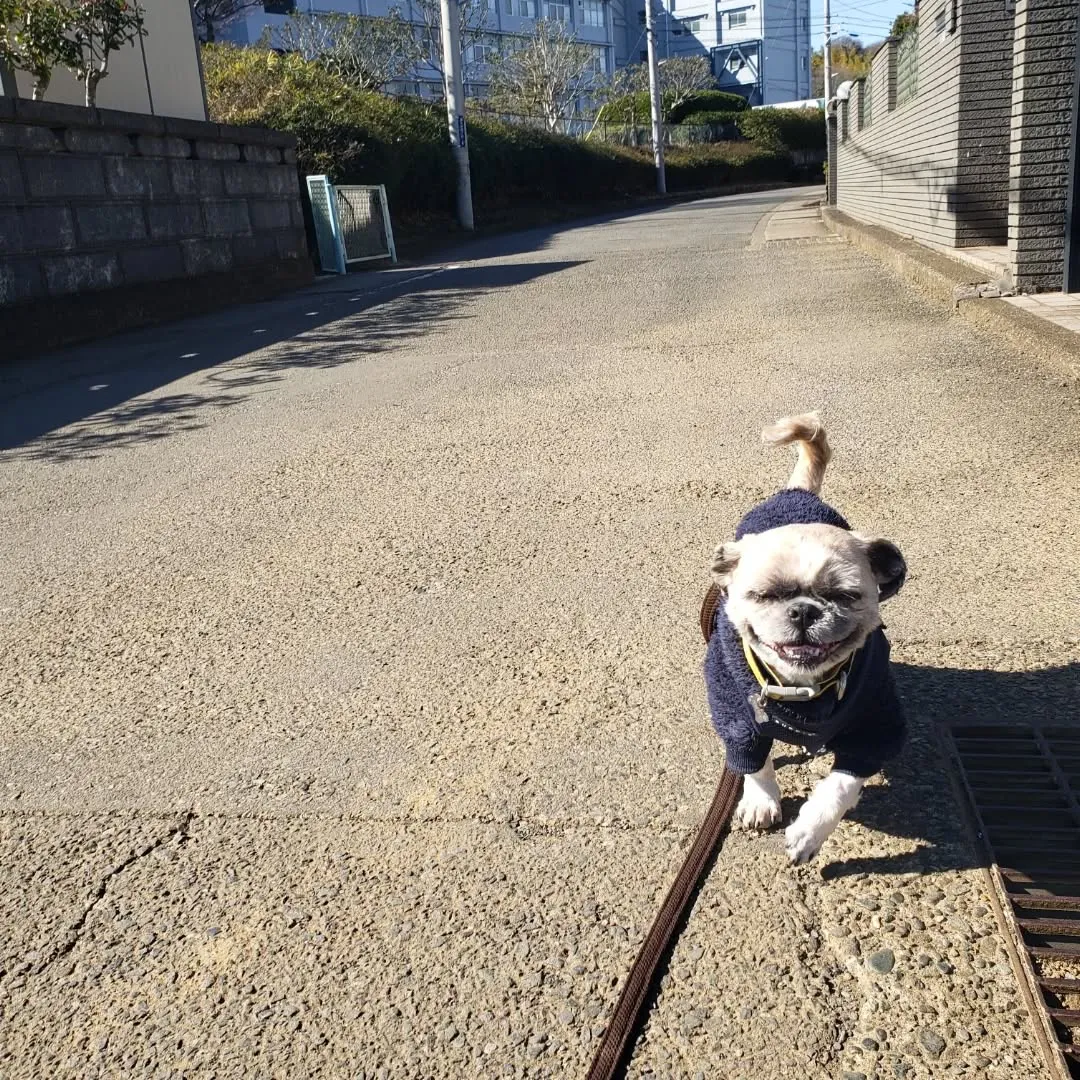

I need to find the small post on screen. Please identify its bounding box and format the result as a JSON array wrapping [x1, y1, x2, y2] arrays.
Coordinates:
[[440, 0, 474, 231], [644, 0, 666, 195]]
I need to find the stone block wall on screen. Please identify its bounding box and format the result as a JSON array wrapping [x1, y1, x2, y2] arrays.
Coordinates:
[[0, 97, 313, 355], [955, 0, 1017, 246], [1008, 0, 1080, 289]]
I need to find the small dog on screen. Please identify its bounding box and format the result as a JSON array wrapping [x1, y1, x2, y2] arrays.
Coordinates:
[[702, 414, 907, 864]]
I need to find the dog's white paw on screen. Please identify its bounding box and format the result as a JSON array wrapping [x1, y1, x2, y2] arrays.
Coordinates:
[[785, 814, 828, 864], [736, 769, 782, 830], [784, 771, 865, 864]]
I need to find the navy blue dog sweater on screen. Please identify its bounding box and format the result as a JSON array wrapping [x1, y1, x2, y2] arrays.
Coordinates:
[[704, 489, 906, 778]]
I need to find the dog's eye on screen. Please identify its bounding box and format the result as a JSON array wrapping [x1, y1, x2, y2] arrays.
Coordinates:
[[822, 589, 862, 604], [746, 589, 772, 603], [747, 587, 800, 603]]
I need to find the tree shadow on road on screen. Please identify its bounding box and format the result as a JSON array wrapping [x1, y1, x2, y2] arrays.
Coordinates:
[[807, 661, 1080, 880], [0, 260, 584, 464]]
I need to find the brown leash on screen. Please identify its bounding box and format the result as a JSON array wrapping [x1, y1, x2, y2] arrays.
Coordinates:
[[585, 585, 741, 1080]]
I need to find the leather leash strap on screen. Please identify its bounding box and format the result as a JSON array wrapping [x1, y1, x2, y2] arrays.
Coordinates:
[[585, 766, 742, 1080], [586, 586, 740, 1080]]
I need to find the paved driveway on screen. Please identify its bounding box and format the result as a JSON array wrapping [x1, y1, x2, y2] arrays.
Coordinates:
[[2, 188, 1077, 1078]]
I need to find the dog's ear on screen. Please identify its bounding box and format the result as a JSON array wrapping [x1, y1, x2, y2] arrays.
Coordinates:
[[710, 541, 742, 587], [859, 536, 907, 601]]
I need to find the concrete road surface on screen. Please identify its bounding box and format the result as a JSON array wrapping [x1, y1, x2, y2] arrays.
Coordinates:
[[3, 188, 1078, 1079]]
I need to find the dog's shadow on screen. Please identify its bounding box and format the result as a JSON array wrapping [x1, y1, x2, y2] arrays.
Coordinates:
[[776, 660, 1080, 880]]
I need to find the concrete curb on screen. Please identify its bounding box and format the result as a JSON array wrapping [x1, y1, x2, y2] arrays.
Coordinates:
[[822, 206, 1080, 384]]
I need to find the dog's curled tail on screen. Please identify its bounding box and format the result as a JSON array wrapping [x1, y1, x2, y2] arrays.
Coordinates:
[[762, 412, 831, 494]]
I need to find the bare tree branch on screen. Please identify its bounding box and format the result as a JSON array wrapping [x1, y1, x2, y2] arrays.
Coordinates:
[[278, 10, 422, 92], [488, 20, 595, 132], [192, 0, 262, 44], [412, 0, 489, 82], [618, 55, 714, 115]]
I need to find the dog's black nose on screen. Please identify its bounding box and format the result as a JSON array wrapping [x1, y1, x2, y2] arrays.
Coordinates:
[[787, 601, 821, 630]]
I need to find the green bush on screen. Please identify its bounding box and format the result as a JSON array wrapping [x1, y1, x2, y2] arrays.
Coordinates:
[[203, 44, 456, 215], [667, 91, 747, 122], [666, 142, 791, 191], [737, 108, 825, 153], [203, 45, 794, 222], [468, 118, 653, 206], [598, 88, 748, 126]]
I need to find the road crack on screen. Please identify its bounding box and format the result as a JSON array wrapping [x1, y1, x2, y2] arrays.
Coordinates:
[[26, 809, 195, 979]]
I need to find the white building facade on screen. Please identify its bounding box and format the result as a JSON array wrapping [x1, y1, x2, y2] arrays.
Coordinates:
[[226, 0, 809, 105], [618, 0, 812, 104]]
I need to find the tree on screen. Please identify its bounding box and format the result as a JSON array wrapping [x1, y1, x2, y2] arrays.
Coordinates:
[[622, 54, 712, 114], [413, 0, 488, 82], [67, 0, 146, 106], [0, 0, 80, 100], [278, 10, 422, 92], [811, 36, 870, 97], [192, 0, 261, 45], [488, 20, 594, 132], [891, 12, 918, 37]]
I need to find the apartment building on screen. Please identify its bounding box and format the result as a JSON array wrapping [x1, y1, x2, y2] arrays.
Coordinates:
[[616, 0, 813, 104], [225, 0, 619, 96]]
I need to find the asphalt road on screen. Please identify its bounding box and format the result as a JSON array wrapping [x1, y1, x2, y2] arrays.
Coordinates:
[[2, 187, 1078, 1079]]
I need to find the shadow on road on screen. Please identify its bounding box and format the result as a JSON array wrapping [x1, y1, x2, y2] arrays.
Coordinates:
[[808, 661, 1080, 879], [0, 259, 584, 463]]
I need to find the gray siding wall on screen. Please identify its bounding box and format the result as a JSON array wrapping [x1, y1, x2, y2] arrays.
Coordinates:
[[835, 3, 964, 248], [1008, 0, 1080, 289], [835, 0, 1016, 249], [0, 97, 309, 310]]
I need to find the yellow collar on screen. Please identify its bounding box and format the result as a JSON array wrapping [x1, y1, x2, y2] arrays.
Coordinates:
[[741, 636, 856, 705]]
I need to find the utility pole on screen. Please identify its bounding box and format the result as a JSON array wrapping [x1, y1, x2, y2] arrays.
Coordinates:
[[823, 0, 832, 103], [644, 0, 666, 194], [440, 0, 474, 230]]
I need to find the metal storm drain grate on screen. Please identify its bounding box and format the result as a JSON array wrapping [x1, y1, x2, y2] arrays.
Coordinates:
[[947, 724, 1080, 1079]]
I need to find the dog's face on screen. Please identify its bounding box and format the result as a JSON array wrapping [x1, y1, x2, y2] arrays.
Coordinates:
[[712, 523, 906, 684]]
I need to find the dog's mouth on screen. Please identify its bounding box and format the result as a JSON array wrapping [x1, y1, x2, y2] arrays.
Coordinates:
[[770, 642, 837, 665], [752, 627, 861, 669]]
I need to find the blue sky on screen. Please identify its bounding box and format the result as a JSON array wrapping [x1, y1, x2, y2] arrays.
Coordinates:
[[812, 0, 917, 46]]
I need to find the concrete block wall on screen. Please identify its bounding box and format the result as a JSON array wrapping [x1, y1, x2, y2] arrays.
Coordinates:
[[0, 97, 312, 352], [1008, 0, 1079, 289]]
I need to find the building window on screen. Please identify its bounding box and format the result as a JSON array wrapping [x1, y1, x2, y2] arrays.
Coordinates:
[[727, 9, 747, 28], [683, 16, 703, 32], [505, 0, 512, 13], [263, 0, 295, 13], [516, 0, 537, 15], [590, 45, 608, 74], [726, 53, 743, 72], [466, 37, 499, 65], [546, 1, 569, 20], [582, 0, 605, 28]]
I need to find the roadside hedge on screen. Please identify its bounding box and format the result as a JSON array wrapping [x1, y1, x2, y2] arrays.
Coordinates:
[[737, 108, 825, 153], [202, 45, 796, 222], [667, 91, 748, 122], [598, 88, 747, 126]]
